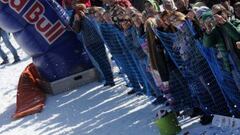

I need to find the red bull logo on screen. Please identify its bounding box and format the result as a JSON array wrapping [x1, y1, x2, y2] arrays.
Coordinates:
[[0, 0, 66, 44]]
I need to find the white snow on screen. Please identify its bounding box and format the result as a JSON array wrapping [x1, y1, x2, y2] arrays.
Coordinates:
[[0, 37, 239, 135]]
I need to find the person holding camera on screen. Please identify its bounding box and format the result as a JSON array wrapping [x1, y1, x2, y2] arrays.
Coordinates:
[[201, 4, 240, 91]]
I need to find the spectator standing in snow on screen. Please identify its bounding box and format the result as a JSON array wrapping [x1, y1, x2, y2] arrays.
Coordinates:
[[73, 4, 115, 87], [0, 28, 20, 65]]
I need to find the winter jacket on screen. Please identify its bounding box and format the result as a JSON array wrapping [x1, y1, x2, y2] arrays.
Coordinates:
[[145, 18, 170, 81], [203, 19, 240, 72]]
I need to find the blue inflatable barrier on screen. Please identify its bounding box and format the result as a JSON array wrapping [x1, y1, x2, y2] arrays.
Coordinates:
[[0, 0, 93, 81], [100, 23, 144, 92], [0, 1, 27, 33]]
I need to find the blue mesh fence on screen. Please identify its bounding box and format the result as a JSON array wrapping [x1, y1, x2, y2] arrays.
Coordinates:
[[100, 23, 145, 93], [186, 22, 240, 117], [154, 20, 230, 116], [168, 63, 193, 112], [79, 17, 114, 84], [126, 27, 193, 111], [124, 27, 157, 96], [77, 18, 240, 115], [99, 23, 194, 111]]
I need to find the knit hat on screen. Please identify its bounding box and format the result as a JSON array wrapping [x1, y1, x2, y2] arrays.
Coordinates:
[[201, 10, 213, 22], [194, 6, 211, 20]]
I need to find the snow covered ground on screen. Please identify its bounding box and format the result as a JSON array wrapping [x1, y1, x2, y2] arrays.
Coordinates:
[[0, 37, 238, 135]]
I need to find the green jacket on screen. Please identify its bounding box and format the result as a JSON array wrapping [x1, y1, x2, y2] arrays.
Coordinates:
[[203, 19, 240, 72]]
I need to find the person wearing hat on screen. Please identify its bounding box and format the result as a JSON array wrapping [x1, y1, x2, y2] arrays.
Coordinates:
[[202, 6, 240, 68], [201, 5, 240, 91], [186, 5, 210, 39], [142, 0, 160, 20], [200, 6, 240, 117]]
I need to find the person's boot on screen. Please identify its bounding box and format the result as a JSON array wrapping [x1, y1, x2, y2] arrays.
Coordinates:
[[135, 91, 144, 96], [127, 89, 136, 95], [104, 82, 115, 87], [200, 114, 214, 125], [12, 58, 20, 64], [0, 59, 9, 65], [190, 108, 205, 118], [151, 93, 157, 98]]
